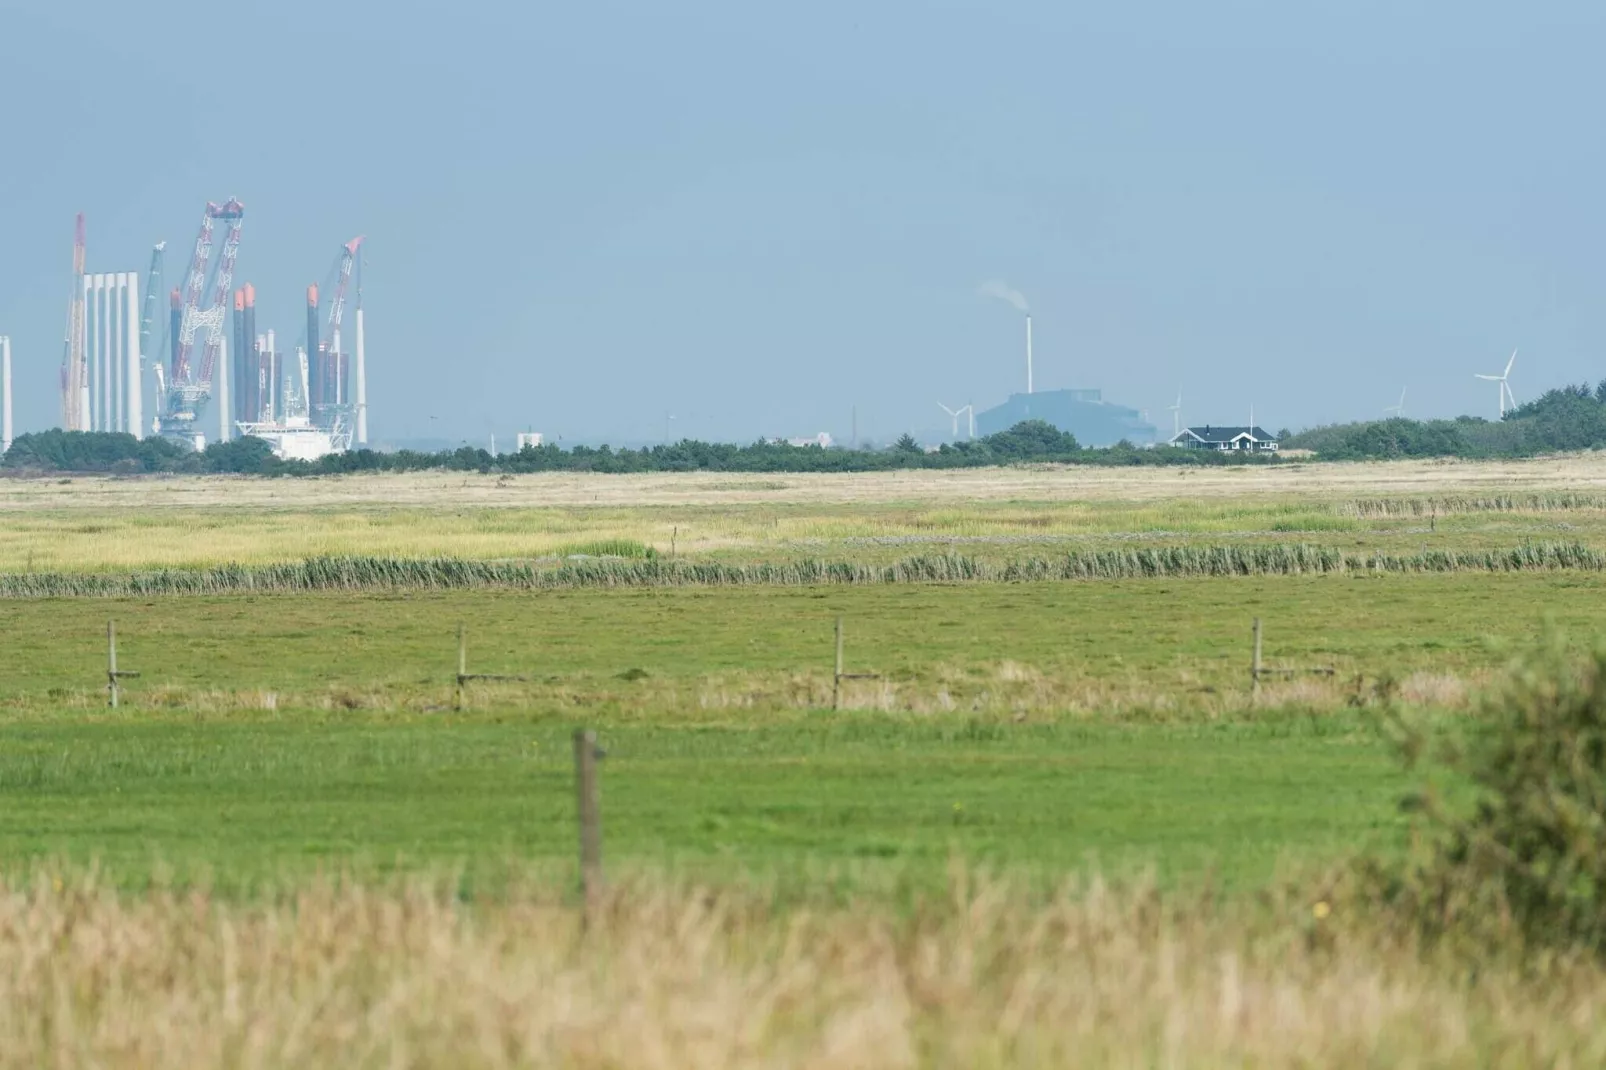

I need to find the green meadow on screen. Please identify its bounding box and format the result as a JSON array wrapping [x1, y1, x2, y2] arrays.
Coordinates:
[[0, 570, 1586, 888]]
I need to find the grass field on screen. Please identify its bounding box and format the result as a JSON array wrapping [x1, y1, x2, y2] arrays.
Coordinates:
[[5, 459, 1606, 1064], [0, 571, 1590, 888], [7, 458, 1606, 571], [4, 571, 1595, 713], [0, 718, 1403, 893]]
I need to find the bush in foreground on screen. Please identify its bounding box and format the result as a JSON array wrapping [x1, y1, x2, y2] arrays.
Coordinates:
[[1381, 634, 1606, 956]]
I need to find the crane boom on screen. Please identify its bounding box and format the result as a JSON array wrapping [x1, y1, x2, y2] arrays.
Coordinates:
[[166, 199, 244, 440], [137, 243, 164, 375], [198, 206, 243, 387], [325, 236, 364, 355]]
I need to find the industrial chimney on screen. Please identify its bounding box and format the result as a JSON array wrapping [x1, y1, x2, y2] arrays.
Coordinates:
[[233, 289, 247, 425], [306, 284, 321, 413], [1025, 313, 1034, 396], [355, 304, 367, 445]]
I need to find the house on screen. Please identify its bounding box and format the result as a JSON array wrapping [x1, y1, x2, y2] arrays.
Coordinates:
[[1169, 425, 1280, 452]]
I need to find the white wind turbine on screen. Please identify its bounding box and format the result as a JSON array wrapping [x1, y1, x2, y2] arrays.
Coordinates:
[[1475, 349, 1518, 417], [1167, 392, 1182, 438], [938, 402, 974, 440], [1384, 387, 1407, 418]]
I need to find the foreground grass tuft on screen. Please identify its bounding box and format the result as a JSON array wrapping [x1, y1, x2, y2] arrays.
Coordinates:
[[2, 868, 1603, 1068]]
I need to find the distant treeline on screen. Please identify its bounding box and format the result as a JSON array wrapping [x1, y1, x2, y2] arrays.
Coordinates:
[[1285, 383, 1606, 460], [0, 421, 1275, 476]]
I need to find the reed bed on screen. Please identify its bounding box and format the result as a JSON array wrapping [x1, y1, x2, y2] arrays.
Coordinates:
[[1339, 492, 1606, 517], [1, 869, 1602, 1068], [3, 542, 1606, 599]]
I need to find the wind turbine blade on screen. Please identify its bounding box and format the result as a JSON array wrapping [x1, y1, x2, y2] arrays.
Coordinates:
[[1474, 374, 1500, 381], [1504, 349, 1518, 377]]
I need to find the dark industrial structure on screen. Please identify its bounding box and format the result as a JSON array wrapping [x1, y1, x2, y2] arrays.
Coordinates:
[[973, 389, 1156, 447]]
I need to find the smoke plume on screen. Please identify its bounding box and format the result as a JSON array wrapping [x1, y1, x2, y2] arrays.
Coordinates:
[[978, 280, 1029, 314]]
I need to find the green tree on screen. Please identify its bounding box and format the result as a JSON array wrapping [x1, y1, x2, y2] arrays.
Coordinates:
[[979, 420, 1079, 459]]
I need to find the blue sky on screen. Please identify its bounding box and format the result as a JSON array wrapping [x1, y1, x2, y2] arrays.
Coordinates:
[[2, 0, 1602, 444]]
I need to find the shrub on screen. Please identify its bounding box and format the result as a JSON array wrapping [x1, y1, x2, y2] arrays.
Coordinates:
[[1382, 634, 1606, 955]]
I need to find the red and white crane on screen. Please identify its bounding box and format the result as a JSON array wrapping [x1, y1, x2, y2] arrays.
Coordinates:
[[326, 236, 363, 361], [309, 235, 363, 449], [164, 198, 244, 443]]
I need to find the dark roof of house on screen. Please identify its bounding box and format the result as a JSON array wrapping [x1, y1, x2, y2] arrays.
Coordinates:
[[1171, 425, 1278, 444]]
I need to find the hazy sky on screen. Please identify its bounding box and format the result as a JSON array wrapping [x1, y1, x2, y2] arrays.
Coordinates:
[[2, 1, 1602, 445]]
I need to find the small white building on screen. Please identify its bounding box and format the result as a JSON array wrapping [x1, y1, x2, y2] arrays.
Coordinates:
[[516, 432, 544, 450]]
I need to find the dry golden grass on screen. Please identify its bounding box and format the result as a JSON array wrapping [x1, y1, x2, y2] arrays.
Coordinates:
[[3, 869, 1604, 1068], [6, 455, 1606, 572], [3, 661, 1487, 723], [8, 454, 1606, 512]]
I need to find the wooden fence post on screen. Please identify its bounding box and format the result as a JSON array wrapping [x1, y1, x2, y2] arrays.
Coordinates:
[[106, 620, 139, 708], [107, 621, 118, 708], [450, 626, 527, 711], [456, 624, 467, 711], [833, 616, 844, 711], [574, 728, 603, 914], [1251, 617, 1263, 699]]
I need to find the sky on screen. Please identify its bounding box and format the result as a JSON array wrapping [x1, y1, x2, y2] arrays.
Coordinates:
[[1, 0, 1602, 446]]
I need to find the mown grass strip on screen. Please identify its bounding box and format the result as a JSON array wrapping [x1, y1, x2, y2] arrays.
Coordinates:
[[1, 541, 1604, 599]]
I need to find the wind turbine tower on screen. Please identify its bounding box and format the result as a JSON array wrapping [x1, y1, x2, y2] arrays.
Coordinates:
[[1167, 392, 1182, 438], [1475, 350, 1518, 418], [1385, 388, 1407, 418]]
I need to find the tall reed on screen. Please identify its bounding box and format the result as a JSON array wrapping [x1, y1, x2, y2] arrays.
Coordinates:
[[1339, 493, 1606, 517], [0, 542, 1603, 599]]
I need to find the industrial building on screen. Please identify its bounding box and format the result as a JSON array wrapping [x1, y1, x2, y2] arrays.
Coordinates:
[[970, 292, 1157, 447], [58, 206, 369, 460], [81, 273, 144, 436], [231, 237, 367, 461], [973, 389, 1157, 447], [57, 215, 149, 438]]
